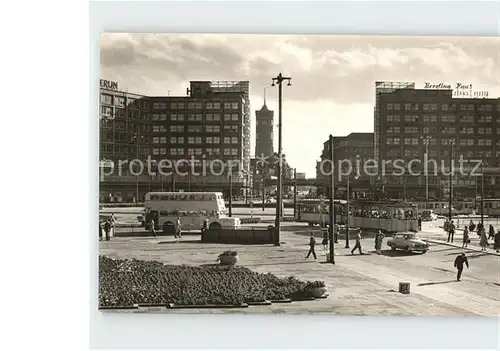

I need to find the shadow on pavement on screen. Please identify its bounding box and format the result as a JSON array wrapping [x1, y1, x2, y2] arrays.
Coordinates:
[[157, 240, 202, 244], [418, 280, 456, 287], [380, 249, 422, 257]]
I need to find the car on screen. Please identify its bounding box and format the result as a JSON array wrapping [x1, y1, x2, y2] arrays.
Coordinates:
[[386, 232, 429, 253], [421, 210, 438, 221]]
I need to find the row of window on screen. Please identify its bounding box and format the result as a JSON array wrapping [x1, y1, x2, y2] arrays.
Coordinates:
[[153, 148, 240, 156], [151, 113, 240, 122], [386, 126, 500, 134], [386, 103, 499, 112], [100, 94, 147, 109], [151, 101, 240, 110], [152, 136, 240, 144], [385, 150, 500, 158], [386, 115, 500, 124], [386, 137, 499, 146]]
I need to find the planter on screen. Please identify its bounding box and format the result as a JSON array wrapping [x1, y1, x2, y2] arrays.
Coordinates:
[[306, 287, 327, 298], [218, 255, 239, 266]]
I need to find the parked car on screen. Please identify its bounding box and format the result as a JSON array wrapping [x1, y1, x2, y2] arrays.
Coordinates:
[[421, 210, 438, 221], [387, 232, 429, 253]]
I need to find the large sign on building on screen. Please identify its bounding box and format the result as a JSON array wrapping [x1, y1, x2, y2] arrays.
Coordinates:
[[100, 79, 119, 91], [423, 82, 488, 98]]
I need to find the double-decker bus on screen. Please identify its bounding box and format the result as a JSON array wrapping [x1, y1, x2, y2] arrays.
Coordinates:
[[143, 192, 240, 234]]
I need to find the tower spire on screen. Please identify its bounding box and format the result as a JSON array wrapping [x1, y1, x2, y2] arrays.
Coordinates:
[[264, 88, 267, 106]]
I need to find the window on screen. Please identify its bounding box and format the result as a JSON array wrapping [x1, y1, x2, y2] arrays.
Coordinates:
[[153, 137, 160, 144], [387, 103, 394, 110], [224, 137, 231, 144], [497, 128, 500, 135], [170, 148, 184, 156], [188, 113, 203, 121], [485, 139, 492, 146], [404, 138, 411, 145], [224, 113, 231, 121], [404, 103, 412, 111], [171, 114, 185, 121], [460, 139, 474, 146], [224, 124, 239, 132], [404, 127, 419, 133], [459, 127, 474, 134], [205, 125, 220, 133], [231, 149, 238, 156], [160, 148, 167, 155], [459, 115, 474, 123], [153, 102, 167, 109], [170, 125, 184, 133], [187, 125, 202, 133], [387, 127, 400, 133], [423, 115, 437, 124], [423, 103, 437, 111], [151, 114, 159, 121], [443, 127, 456, 134], [231, 137, 238, 144], [206, 102, 221, 110], [386, 115, 400, 122], [206, 136, 220, 144], [153, 148, 160, 155], [101, 94, 113, 105], [423, 127, 437, 134], [115, 97, 125, 107], [101, 106, 112, 117], [441, 115, 456, 123], [478, 150, 492, 157], [393, 103, 401, 110], [478, 127, 492, 134], [404, 115, 418, 123], [169, 136, 184, 144], [188, 137, 195, 144], [223, 148, 231, 155], [206, 113, 221, 121], [188, 102, 203, 109], [393, 137, 400, 145], [386, 138, 393, 145], [441, 139, 455, 146], [153, 125, 160, 132], [159, 113, 167, 121], [478, 104, 492, 112], [205, 148, 220, 156], [459, 104, 474, 111], [187, 148, 195, 156], [170, 102, 184, 109], [411, 138, 419, 145], [478, 115, 492, 123], [231, 113, 239, 121], [195, 148, 203, 156]]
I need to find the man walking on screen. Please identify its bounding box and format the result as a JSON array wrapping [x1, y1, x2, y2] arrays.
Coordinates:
[[454, 253, 469, 282], [103, 219, 112, 241], [447, 220, 456, 243], [150, 217, 157, 237], [418, 217, 422, 231], [306, 232, 317, 259], [374, 230, 385, 255], [175, 216, 182, 238], [351, 230, 363, 255]]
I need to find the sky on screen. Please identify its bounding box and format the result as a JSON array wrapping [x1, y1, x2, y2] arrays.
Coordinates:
[[100, 34, 499, 178]]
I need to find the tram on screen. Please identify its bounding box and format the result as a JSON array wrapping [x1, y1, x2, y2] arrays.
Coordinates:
[[481, 198, 500, 217], [295, 198, 419, 233], [414, 201, 476, 216]]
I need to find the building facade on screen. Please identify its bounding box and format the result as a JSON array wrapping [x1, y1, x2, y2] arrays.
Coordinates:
[[376, 87, 500, 200], [99, 79, 250, 202], [255, 95, 274, 158]]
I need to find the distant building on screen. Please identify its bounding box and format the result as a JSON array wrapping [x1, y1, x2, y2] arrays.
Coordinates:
[[255, 90, 274, 159]]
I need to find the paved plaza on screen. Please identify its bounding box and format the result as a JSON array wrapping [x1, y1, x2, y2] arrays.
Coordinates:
[[99, 217, 500, 316]]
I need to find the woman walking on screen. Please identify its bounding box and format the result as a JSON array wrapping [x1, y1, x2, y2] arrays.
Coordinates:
[[321, 228, 328, 251], [479, 226, 488, 251], [488, 224, 495, 240], [374, 230, 385, 255], [462, 226, 469, 248], [469, 220, 475, 233], [494, 230, 500, 253]]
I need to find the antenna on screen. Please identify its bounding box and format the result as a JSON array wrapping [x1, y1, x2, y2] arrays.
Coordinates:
[[264, 88, 267, 106]]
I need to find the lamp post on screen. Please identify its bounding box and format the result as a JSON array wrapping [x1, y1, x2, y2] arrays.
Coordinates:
[[132, 133, 143, 204], [345, 173, 360, 249], [481, 161, 485, 226], [293, 168, 297, 218], [421, 136, 432, 206], [261, 179, 265, 211], [448, 140, 454, 222], [328, 134, 335, 264], [228, 173, 232, 217], [271, 73, 291, 247]]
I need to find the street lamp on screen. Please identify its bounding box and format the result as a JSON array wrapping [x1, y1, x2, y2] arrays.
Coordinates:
[[328, 134, 335, 264], [480, 160, 487, 226], [345, 172, 360, 249], [132, 133, 144, 204], [421, 135, 432, 206], [448, 140, 454, 222], [271, 73, 292, 247]]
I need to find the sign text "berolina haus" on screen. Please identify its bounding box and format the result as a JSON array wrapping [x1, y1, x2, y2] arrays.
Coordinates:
[[100, 79, 118, 91]]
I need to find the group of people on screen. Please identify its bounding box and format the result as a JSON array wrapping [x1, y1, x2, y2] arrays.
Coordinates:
[[148, 215, 182, 238], [306, 228, 385, 259], [99, 213, 116, 241], [448, 219, 500, 252]]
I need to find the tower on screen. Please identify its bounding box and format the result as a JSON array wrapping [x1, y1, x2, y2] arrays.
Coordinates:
[[255, 88, 274, 158]]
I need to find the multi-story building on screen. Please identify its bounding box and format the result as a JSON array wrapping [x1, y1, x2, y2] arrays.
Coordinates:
[[317, 133, 374, 198], [255, 92, 274, 158], [99, 79, 250, 202], [376, 87, 500, 200]]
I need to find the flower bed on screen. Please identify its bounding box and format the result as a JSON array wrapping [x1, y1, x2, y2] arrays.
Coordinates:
[[99, 256, 325, 307]]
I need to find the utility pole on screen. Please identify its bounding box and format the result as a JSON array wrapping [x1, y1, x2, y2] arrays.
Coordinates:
[[481, 161, 484, 226], [271, 73, 291, 246], [328, 134, 335, 264], [228, 173, 232, 217], [261, 180, 265, 211], [293, 168, 297, 218], [422, 136, 432, 206], [448, 141, 454, 222], [345, 175, 350, 249]]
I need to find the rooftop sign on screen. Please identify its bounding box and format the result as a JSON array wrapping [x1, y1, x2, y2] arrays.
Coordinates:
[[100, 79, 119, 91], [423, 82, 488, 98]]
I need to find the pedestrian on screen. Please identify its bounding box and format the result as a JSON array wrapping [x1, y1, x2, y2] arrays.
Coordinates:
[[494, 230, 500, 253], [306, 232, 317, 259], [447, 220, 456, 243], [150, 218, 157, 237], [321, 228, 328, 250], [418, 217, 422, 231], [462, 226, 469, 248], [374, 230, 385, 255], [98, 221, 103, 241], [476, 222, 483, 236], [453, 253, 469, 281], [488, 224, 495, 240], [103, 219, 111, 241], [444, 219, 450, 233], [479, 226, 488, 251], [175, 216, 182, 238], [351, 230, 363, 255], [469, 220, 475, 232]]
